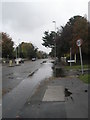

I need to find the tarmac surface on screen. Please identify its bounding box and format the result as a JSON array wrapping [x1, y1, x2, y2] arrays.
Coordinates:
[[18, 75, 88, 118], [2, 59, 53, 118], [2, 59, 45, 96], [2, 60, 89, 118], [0, 63, 2, 119]]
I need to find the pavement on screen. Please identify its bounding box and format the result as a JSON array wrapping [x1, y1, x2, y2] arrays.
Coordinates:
[[17, 65, 89, 118], [2, 61, 89, 118], [0, 63, 2, 119]]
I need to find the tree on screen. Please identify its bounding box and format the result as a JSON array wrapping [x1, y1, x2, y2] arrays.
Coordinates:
[[2, 32, 14, 58], [0, 33, 2, 57], [42, 15, 89, 60], [88, 22, 90, 52], [56, 25, 72, 58], [36, 51, 47, 59], [17, 42, 38, 59], [56, 15, 89, 59], [70, 16, 88, 54], [42, 31, 56, 48]]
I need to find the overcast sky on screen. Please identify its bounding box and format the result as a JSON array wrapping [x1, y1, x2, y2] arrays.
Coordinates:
[[0, 0, 89, 53]]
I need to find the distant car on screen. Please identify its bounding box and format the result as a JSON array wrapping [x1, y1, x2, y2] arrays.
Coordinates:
[[32, 58, 36, 61], [15, 58, 24, 63]]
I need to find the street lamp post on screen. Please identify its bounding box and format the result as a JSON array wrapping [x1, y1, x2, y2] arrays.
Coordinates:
[[52, 21, 57, 77], [17, 45, 20, 58], [14, 44, 18, 59], [70, 48, 72, 67], [52, 21, 56, 60], [16, 47, 17, 59]]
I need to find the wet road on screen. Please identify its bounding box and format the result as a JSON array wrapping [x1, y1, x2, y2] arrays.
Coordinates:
[[0, 63, 2, 119], [2, 59, 48, 95], [2, 59, 53, 118]]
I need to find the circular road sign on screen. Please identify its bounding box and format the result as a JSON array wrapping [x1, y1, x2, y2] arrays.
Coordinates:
[[76, 39, 82, 47]]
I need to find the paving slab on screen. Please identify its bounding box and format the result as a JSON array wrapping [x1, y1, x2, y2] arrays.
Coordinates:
[[42, 86, 65, 102], [18, 77, 88, 118]]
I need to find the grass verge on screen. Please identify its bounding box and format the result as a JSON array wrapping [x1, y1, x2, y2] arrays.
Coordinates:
[[78, 74, 90, 84], [65, 64, 89, 70]]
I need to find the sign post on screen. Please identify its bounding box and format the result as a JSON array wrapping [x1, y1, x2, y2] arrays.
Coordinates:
[[70, 48, 72, 66], [75, 54, 76, 63], [76, 39, 83, 74], [68, 48, 76, 65]]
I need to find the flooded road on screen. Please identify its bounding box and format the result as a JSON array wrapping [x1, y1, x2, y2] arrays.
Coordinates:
[[2, 59, 53, 118], [0, 64, 2, 119], [2, 59, 46, 95]]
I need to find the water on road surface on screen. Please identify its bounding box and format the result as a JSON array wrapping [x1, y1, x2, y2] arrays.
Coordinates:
[[2, 59, 46, 95], [0, 64, 2, 119], [2, 59, 53, 118]]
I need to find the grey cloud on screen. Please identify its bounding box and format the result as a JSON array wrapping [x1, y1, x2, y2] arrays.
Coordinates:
[[1, 0, 88, 53], [88, 1, 90, 21], [2, 2, 52, 33]]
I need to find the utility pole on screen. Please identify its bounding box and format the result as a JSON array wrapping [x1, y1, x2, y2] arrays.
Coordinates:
[[52, 21, 56, 60], [18, 39, 20, 58], [16, 47, 17, 59], [52, 21, 57, 77], [14, 44, 17, 59], [70, 48, 72, 66]]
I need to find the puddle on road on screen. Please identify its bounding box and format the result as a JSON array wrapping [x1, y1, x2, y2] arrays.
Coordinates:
[[28, 69, 38, 77], [8, 77, 14, 79], [84, 90, 88, 92], [28, 60, 53, 79], [14, 60, 54, 94], [28, 60, 65, 78], [6, 73, 13, 76], [30, 61, 53, 80], [16, 77, 23, 80], [40, 60, 47, 64], [3, 60, 54, 101]]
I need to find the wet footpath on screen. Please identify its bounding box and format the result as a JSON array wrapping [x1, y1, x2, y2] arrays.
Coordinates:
[[18, 64, 89, 118], [2, 60, 89, 118], [2, 59, 53, 118]]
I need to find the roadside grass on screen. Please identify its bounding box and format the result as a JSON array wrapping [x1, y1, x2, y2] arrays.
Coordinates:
[[64, 64, 90, 84], [65, 64, 89, 70], [78, 74, 90, 84]]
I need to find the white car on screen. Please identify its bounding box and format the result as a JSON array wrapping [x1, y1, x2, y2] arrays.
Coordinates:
[[15, 58, 24, 63], [32, 58, 36, 61]]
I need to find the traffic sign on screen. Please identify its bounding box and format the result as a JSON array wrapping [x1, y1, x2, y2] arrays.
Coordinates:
[[68, 60, 75, 63], [76, 39, 82, 47], [76, 39, 83, 74]]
